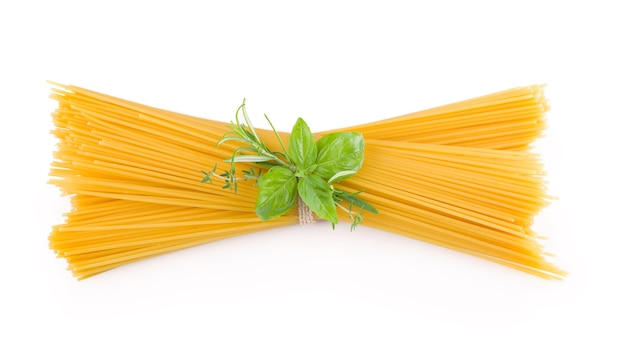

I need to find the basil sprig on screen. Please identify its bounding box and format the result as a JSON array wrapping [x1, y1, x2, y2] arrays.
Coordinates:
[[202, 100, 378, 230]]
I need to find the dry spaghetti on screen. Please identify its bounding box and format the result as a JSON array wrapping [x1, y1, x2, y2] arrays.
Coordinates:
[[48, 83, 563, 280]]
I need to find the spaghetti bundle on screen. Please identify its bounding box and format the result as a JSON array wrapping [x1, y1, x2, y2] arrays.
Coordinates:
[[49, 83, 563, 280]]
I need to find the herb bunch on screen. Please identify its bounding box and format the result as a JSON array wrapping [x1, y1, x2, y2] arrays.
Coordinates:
[[202, 100, 378, 230]]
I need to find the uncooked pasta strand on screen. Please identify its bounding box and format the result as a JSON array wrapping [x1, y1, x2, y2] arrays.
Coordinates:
[[48, 83, 562, 280]]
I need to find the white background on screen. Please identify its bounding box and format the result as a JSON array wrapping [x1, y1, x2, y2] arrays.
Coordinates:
[[2, 1, 625, 355]]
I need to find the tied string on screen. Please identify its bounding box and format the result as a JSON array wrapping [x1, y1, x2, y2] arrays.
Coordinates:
[[297, 195, 315, 225]]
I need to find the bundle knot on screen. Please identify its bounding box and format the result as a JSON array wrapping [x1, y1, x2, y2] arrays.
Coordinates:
[[297, 196, 315, 225]]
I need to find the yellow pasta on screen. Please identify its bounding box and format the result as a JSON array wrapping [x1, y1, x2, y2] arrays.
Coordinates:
[[48, 82, 563, 280], [329, 84, 548, 150]]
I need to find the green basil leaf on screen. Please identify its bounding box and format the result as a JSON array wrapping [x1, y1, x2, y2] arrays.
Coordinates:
[[255, 166, 297, 221], [315, 132, 364, 181], [288, 118, 317, 170], [297, 174, 338, 224], [327, 170, 357, 184]]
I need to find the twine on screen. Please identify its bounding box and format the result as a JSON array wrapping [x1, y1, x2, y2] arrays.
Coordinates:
[[297, 195, 315, 225]]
